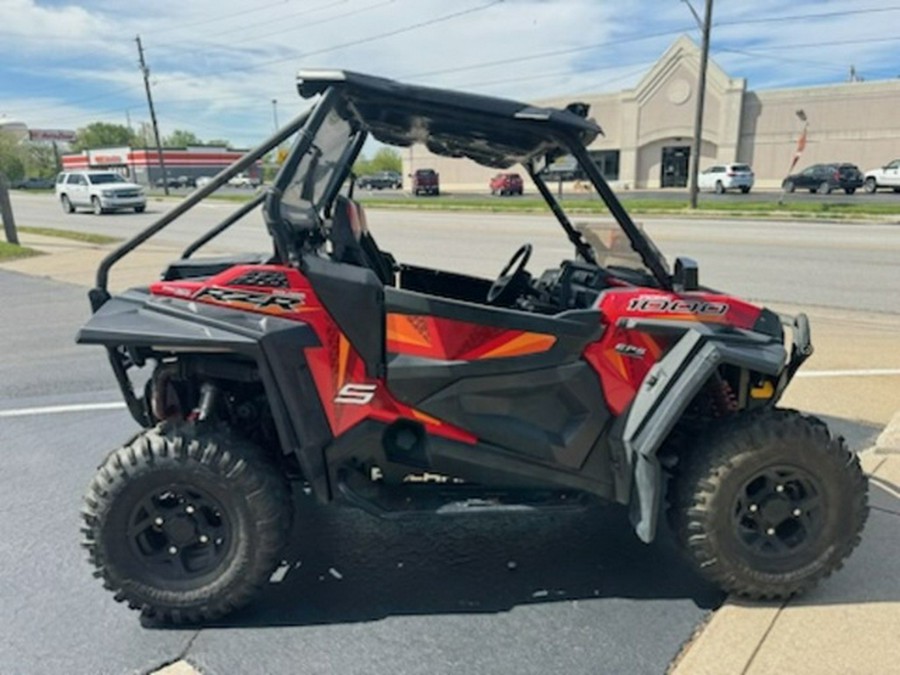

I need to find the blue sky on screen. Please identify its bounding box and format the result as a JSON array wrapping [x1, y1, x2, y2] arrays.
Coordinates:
[[1, 0, 899, 149]]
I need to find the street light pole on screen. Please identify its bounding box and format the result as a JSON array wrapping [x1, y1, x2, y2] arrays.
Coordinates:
[[688, 0, 713, 209]]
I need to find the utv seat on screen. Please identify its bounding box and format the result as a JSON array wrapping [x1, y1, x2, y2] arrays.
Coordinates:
[[330, 195, 396, 285]]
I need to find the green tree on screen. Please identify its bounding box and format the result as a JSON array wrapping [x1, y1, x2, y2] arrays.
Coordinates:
[[23, 142, 58, 177], [71, 122, 139, 152], [164, 129, 202, 148], [205, 139, 231, 148], [353, 146, 402, 176], [0, 131, 26, 181], [370, 147, 402, 172]]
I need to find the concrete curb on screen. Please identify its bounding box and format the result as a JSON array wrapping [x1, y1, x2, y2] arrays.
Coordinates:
[[875, 410, 900, 453], [671, 412, 900, 675], [151, 659, 200, 675]]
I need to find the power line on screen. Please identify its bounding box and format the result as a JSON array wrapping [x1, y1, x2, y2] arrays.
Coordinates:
[[143, 0, 343, 39], [147, 0, 350, 51], [401, 26, 693, 81], [715, 5, 900, 27], [152, 0, 395, 59]]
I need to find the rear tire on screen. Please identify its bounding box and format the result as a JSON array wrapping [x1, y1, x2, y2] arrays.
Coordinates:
[[60, 195, 75, 213], [864, 178, 877, 193], [669, 409, 868, 599], [818, 181, 832, 195], [82, 423, 292, 624], [740, 186, 751, 194], [844, 188, 856, 195], [715, 181, 725, 194]]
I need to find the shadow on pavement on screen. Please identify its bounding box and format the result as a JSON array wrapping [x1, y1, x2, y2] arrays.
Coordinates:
[[146, 496, 724, 630], [143, 415, 891, 630]]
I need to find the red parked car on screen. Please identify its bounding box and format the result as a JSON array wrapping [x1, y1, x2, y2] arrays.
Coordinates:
[[490, 172, 523, 196]]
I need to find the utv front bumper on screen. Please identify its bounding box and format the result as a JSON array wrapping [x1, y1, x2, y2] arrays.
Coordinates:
[[778, 311, 813, 396]]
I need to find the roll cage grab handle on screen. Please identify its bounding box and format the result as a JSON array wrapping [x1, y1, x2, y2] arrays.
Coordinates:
[[90, 108, 313, 306]]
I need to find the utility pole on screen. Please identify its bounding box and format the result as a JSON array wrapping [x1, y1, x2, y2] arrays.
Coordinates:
[[271, 99, 279, 132], [136, 35, 170, 195], [688, 0, 713, 209]]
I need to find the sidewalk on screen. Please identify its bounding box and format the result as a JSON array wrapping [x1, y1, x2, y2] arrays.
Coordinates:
[[1, 231, 186, 291], [672, 411, 900, 675]]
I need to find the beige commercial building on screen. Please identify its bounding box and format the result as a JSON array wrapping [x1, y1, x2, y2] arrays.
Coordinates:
[[404, 36, 900, 191]]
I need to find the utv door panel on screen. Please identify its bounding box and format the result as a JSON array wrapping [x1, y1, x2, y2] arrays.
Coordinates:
[[383, 287, 610, 469], [420, 361, 611, 469]]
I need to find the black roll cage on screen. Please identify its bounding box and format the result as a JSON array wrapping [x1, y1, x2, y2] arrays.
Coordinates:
[[87, 81, 673, 312]]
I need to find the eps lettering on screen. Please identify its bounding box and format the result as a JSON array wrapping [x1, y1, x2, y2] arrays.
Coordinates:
[[334, 383, 377, 405]]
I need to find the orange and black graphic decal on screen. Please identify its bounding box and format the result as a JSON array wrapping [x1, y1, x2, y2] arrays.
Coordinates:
[[387, 314, 556, 360]]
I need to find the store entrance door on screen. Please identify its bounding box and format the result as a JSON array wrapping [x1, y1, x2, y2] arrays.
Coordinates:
[[661, 146, 690, 188]]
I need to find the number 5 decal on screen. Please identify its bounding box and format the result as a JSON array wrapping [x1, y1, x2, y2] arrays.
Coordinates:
[[334, 383, 377, 405]]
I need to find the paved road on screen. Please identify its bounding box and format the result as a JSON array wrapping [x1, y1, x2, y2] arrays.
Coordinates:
[[10, 191, 900, 314]]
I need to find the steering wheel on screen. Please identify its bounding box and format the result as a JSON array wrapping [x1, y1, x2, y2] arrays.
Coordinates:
[[487, 243, 532, 305]]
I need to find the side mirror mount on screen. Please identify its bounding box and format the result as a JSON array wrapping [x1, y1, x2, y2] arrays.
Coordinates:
[[674, 257, 699, 292]]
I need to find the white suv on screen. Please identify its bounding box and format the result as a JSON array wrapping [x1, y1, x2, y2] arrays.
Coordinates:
[[698, 163, 754, 194], [55, 171, 146, 215], [863, 159, 900, 193]]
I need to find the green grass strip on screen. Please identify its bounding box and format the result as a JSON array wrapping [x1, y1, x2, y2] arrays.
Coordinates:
[[17, 226, 120, 245], [357, 196, 900, 219], [0, 241, 42, 261]]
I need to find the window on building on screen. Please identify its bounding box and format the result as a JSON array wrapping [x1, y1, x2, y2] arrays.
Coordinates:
[[588, 150, 620, 181]]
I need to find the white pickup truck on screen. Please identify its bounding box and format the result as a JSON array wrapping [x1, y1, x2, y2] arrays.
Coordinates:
[[226, 173, 260, 188], [863, 159, 900, 193]]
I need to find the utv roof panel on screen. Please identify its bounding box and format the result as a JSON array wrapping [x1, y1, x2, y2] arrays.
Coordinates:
[[296, 69, 602, 169]]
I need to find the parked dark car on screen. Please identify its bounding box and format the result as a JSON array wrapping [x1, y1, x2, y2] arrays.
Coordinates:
[[782, 163, 864, 195], [12, 176, 55, 190], [357, 171, 402, 190], [489, 172, 524, 196], [155, 175, 195, 189], [411, 168, 439, 196]]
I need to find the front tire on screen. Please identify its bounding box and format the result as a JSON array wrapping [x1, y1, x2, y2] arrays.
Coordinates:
[[91, 196, 104, 215], [135, 205, 146, 213], [740, 186, 751, 194], [844, 187, 856, 195], [864, 177, 877, 193], [783, 181, 795, 193], [818, 181, 832, 195], [670, 409, 867, 599], [60, 195, 75, 213], [82, 424, 292, 623]]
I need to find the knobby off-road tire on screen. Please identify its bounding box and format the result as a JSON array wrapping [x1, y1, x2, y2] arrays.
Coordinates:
[[669, 409, 868, 599], [82, 423, 292, 624]]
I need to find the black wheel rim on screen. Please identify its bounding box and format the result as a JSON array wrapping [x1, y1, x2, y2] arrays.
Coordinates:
[[731, 465, 825, 562], [127, 484, 232, 582]]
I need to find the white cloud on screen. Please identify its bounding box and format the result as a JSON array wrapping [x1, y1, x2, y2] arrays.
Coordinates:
[[1, 0, 899, 147]]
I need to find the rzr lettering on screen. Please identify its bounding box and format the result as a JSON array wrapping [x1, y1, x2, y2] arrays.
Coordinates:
[[627, 297, 729, 315], [195, 287, 304, 311], [334, 383, 377, 405]]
